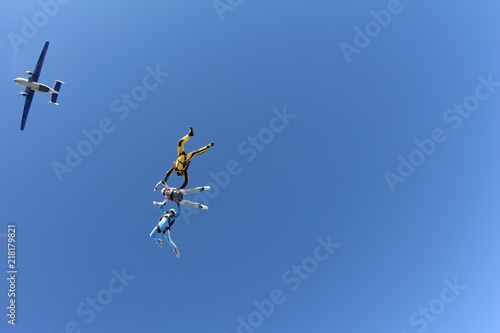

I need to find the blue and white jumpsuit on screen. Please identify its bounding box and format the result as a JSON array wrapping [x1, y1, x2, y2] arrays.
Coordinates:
[[150, 204, 181, 253]]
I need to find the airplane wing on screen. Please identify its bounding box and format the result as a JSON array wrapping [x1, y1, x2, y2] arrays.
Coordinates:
[[20, 41, 49, 130], [30, 41, 49, 83], [20, 89, 35, 131]]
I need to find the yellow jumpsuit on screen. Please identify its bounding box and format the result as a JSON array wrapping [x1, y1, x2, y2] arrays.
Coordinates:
[[163, 133, 212, 189]]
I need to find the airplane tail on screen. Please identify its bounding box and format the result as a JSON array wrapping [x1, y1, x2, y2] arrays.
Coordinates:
[[49, 80, 64, 105]]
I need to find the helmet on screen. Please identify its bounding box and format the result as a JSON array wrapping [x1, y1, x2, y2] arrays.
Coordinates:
[[161, 188, 167, 195], [169, 208, 176, 215]]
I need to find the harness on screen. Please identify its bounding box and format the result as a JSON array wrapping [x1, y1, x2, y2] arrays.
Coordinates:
[[175, 153, 191, 171], [166, 189, 183, 202], [156, 216, 176, 234]]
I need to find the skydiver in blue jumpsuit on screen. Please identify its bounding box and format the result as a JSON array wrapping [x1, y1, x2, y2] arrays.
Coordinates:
[[150, 203, 181, 257]]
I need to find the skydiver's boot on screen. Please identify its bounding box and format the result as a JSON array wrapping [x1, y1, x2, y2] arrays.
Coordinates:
[[158, 240, 162, 248], [174, 248, 180, 257], [208, 142, 214, 148], [189, 127, 194, 137]]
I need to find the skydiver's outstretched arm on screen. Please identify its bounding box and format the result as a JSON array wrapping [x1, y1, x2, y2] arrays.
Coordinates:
[[173, 203, 181, 219], [179, 170, 189, 189], [155, 167, 175, 191], [163, 166, 174, 183], [154, 181, 163, 191], [153, 199, 167, 208]]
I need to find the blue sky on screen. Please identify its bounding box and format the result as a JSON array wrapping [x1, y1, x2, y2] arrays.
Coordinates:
[[0, 1, 499, 332]]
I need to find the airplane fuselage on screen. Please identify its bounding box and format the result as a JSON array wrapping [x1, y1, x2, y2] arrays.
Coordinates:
[[14, 78, 58, 94]]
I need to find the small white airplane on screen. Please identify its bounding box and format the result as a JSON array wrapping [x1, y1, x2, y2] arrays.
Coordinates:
[[14, 77, 62, 97], [13, 40, 63, 130]]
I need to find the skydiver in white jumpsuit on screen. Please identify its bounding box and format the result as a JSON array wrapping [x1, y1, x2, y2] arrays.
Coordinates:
[[153, 185, 210, 210]]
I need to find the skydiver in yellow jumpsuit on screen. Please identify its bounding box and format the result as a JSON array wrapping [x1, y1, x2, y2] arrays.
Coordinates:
[[154, 127, 214, 190]]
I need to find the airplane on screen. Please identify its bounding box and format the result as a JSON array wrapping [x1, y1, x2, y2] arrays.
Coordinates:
[[13, 40, 64, 131]]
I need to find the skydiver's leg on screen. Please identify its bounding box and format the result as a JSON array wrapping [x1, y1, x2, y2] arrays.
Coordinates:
[[185, 142, 214, 161], [165, 230, 180, 257], [165, 230, 179, 250], [177, 128, 193, 156], [179, 199, 208, 210], [179, 171, 189, 189], [179, 186, 210, 195], [150, 226, 162, 247]]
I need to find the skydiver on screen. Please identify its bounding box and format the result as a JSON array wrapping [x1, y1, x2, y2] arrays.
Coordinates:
[[150, 203, 181, 257], [153, 185, 210, 210], [154, 127, 214, 190]]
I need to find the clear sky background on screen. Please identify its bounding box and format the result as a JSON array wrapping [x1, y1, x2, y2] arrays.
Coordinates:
[[0, 1, 499, 332]]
